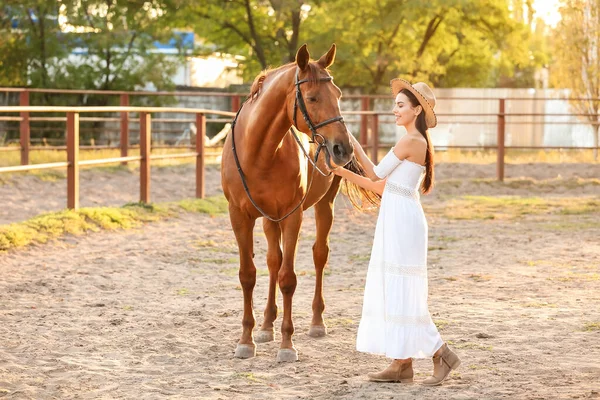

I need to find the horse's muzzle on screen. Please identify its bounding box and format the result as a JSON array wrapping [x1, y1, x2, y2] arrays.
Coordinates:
[[327, 140, 353, 167]]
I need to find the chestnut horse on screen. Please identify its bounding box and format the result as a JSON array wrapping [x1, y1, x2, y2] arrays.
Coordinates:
[[221, 44, 353, 362]]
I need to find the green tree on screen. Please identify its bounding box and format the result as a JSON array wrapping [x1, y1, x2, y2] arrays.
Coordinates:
[[0, 0, 183, 95], [174, 0, 317, 80], [304, 0, 543, 92], [61, 0, 181, 95], [551, 0, 600, 160], [0, 1, 69, 88]]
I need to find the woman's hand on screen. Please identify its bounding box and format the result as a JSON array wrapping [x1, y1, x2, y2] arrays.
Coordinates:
[[348, 133, 362, 149], [333, 166, 350, 178], [346, 133, 377, 180]]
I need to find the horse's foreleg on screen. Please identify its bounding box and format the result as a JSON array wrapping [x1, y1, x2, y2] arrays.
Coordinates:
[[230, 206, 258, 359], [277, 210, 303, 362], [309, 177, 342, 338], [256, 219, 282, 343]]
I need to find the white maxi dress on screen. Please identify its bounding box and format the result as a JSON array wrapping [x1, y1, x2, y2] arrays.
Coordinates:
[[356, 148, 443, 359]]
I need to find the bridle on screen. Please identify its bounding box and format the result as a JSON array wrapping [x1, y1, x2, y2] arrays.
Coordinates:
[[230, 67, 346, 222]]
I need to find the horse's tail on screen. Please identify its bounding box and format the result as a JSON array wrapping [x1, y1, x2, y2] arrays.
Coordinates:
[[340, 157, 381, 211]]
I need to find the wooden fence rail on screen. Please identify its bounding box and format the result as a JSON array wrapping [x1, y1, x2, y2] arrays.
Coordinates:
[[0, 106, 234, 209], [1, 103, 599, 193]]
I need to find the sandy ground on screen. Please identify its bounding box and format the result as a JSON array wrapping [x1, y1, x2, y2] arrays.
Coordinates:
[[1, 163, 600, 399], [1, 162, 599, 226]]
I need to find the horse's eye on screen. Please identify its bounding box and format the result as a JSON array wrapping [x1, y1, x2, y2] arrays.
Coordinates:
[[307, 97, 318, 103]]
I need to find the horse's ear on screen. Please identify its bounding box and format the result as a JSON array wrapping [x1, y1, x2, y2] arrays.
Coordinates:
[[317, 44, 336, 69], [295, 44, 310, 71]]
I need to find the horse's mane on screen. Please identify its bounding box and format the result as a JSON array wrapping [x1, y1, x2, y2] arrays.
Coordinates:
[[248, 62, 324, 102]]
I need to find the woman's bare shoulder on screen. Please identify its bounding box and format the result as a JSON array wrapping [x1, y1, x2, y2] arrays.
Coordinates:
[[393, 134, 427, 163], [394, 135, 426, 151]]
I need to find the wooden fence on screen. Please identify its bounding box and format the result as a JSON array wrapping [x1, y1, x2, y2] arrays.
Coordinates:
[[1, 88, 599, 194], [0, 106, 235, 209]]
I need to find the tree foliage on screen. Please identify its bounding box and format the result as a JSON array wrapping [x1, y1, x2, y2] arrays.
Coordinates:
[[173, 0, 547, 91], [1, 0, 551, 93], [1, 0, 182, 95], [174, 0, 316, 81], [303, 0, 543, 92], [550, 0, 600, 159]]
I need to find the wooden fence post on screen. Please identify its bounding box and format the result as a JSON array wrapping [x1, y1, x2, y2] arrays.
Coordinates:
[[67, 112, 80, 209], [231, 95, 241, 113], [19, 90, 30, 165], [120, 93, 129, 164], [497, 99, 505, 181], [196, 113, 206, 199], [140, 112, 151, 203], [360, 96, 369, 146], [370, 114, 379, 164]]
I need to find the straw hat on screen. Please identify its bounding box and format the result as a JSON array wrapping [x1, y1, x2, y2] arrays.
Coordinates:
[[390, 78, 437, 128]]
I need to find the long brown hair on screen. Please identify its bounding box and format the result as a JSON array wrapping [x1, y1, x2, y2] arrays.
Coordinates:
[[400, 89, 435, 194]]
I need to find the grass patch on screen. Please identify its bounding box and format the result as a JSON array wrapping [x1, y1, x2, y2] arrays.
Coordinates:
[[437, 236, 460, 243], [0, 196, 227, 252], [538, 221, 599, 231], [32, 169, 67, 182], [232, 372, 263, 383], [193, 239, 238, 254], [221, 267, 269, 277], [435, 196, 600, 221], [428, 245, 447, 251], [434, 319, 451, 331], [434, 148, 599, 164], [204, 257, 239, 265], [522, 302, 557, 308], [467, 364, 498, 371], [583, 322, 600, 332], [176, 196, 228, 215], [467, 274, 492, 282], [457, 176, 600, 191], [559, 200, 600, 215], [349, 254, 370, 263], [520, 259, 599, 270], [454, 342, 493, 351], [0, 148, 223, 169], [550, 273, 600, 282]]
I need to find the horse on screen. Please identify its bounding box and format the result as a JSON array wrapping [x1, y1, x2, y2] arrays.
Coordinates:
[[220, 43, 354, 362]]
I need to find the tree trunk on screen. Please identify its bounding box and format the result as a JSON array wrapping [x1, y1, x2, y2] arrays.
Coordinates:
[[595, 123, 599, 161]]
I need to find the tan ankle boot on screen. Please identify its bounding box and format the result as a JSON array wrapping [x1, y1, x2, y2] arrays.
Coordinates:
[[367, 360, 413, 383], [422, 344, 461, 386]]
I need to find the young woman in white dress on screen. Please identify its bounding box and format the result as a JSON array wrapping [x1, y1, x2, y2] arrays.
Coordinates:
[[334, 79, 461, 386]]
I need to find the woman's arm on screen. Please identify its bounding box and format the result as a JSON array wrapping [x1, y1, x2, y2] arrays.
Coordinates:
[[348, 134, 379, 181], [335, 167, 386, 195]]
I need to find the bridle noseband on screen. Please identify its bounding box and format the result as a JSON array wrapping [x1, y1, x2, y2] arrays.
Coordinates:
[[230, 67, 346, 222]]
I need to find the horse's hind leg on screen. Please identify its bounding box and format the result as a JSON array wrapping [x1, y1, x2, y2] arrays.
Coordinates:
[[229, 205, 258, 359], [308, 176, 342, 338], [255, 219, 282, 343]]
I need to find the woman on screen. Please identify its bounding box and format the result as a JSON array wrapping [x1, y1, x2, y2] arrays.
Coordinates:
[[334, 79, 460, 386]]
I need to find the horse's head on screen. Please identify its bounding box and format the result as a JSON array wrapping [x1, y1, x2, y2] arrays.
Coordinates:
[[288, 44, 353, 169]]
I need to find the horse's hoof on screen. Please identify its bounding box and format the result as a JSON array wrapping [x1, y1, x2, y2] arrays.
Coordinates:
[[276, 348, 298, 363], [255, 330, 274, 343], [307, 324, 327, 338], [234, 343, 256, 359]]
